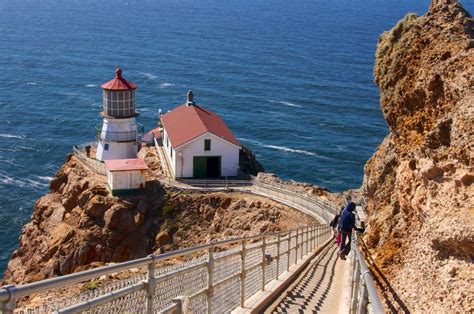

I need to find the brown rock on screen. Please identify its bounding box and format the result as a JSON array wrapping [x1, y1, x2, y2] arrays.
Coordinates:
[[363, 0, 474, 311], [155, 231, 169, 246], [85, 195, 108, 219], [104, 205, 136, 234]]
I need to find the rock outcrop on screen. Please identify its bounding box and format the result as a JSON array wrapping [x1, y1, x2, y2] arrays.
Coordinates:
[[363, 0, 473, 311], [239, 145, 265, 176], [3, 155, 313, 284]]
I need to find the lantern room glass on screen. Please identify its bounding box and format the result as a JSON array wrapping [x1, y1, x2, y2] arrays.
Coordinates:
[[103, 90, 136, 118]]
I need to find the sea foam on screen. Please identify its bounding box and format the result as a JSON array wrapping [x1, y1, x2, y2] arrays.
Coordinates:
[[160, 82, 174, 88], [238, 138, 324, 158], [268, 100, 303, 108], [0, 134, 24, 139], [142, 72, 158, 80]]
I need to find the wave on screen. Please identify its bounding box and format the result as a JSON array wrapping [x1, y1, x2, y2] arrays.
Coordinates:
[[0, 174, 49, 189], [238, 137, 329, 158], [265, 145, 316, 156], [37, 176, 53, 182], [160, 82, 174, 88], [268, 100, 303, 108], [141, 72, 158, 80], [0, 133, 24, 139], [26, 82, 38, 85], [85, 84, 97, 87]]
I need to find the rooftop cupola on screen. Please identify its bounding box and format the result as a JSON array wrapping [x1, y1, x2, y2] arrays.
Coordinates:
[[186, 90, 195, 106], [101, 68, 138, 119]]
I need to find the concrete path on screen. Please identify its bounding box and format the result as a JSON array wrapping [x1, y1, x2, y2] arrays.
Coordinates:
[[267, 242, 349, 313]]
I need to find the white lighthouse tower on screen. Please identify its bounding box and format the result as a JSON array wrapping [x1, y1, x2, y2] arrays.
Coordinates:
[[96, 68, 142, 161]]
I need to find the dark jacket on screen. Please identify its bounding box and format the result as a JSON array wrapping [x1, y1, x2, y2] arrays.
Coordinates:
[[339, 202, 356, 232]]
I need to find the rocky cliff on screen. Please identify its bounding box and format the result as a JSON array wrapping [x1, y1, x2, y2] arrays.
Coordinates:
[[363, 0, 473, 311], [3, 153, 313, 284]]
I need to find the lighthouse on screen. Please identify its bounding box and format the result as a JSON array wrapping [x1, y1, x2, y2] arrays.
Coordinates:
[[96, 68, 143, 161]]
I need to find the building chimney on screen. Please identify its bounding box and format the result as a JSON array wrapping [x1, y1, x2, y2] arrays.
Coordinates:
[[186, 90, 195, 106]]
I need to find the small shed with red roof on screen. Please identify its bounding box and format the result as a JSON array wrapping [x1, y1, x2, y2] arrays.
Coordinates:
[[160, 91, 241, 178], [104, 158, 148, 195]]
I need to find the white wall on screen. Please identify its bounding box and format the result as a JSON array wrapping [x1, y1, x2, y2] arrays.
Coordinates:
[[175, 132, 240, 178], [107, 170, 146, 190], [96, 117, 138, 161], [162, 128, 176, 177]]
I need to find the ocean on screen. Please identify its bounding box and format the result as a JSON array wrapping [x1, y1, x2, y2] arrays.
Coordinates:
[[1, 0, 472, 276]]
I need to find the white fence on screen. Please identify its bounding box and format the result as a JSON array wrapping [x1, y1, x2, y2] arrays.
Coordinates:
[[72, 142, 106, 176], [0, 226, 331, 314], [0, 160, 384, 313]]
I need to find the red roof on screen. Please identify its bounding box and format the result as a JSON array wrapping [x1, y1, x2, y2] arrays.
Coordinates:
[[161, 104, 241, 148], [104, 158, 148, 171], [101, 68, 137, 91]]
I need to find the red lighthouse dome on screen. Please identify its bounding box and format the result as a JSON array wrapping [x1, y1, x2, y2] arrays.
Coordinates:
[[101, 68, 138, 119], [101, 68, 137, 91]]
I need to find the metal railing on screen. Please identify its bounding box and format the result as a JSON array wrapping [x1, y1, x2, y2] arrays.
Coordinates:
[[343, 199, 384, 314], [177, 178, 253, 188], [251, 178, 339, 223], [0, 225, 332, 314], [95, 123, 145, 143], [72, 142, 106, 175], [350, 236, 385, 314]]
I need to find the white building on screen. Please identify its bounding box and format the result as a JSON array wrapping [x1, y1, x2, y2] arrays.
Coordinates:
[[160, 91, 241, 178], [96, 68, 143, 161], [104, 158, 148, 195]]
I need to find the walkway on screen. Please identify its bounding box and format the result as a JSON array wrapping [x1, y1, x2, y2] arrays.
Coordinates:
[[266, 242, 348, 313]]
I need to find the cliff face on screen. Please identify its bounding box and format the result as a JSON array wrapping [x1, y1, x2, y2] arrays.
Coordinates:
[[364, 0, 473, 311], [3, 153, 313, 284]]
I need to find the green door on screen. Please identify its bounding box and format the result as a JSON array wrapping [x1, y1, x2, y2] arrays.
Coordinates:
[[193, 156, 207, 178]]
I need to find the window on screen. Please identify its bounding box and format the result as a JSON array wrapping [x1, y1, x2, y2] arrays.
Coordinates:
[[204, 139, 211, 151], [167, 137, 169, 147], [104, 143, 109, 150], [170, 148, 173, 158]]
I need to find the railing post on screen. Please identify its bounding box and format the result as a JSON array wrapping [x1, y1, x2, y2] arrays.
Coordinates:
[[295, 228, 299, 262], [171, 296, 189, 314], [240, 239, 246, 308], [146, 256, 156, 314], [1, 285, 15, 314], [351, 256, 361, 314], [317, 226, 320, 247], [300, 228, 304, 259], [287, 231, 291, 271], [276, 233, 281, 280], [261, 236, 266, 291], [305, 227, 309, 256], [358, 276, 369, 314], [207, 245, 214, 314]]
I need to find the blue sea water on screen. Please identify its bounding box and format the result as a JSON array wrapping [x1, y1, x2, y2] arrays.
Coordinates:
[[1, 0, 473, 276]]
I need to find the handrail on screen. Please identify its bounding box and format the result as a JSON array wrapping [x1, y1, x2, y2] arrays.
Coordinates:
[[1, 222, 332, 313], [354, 242, 385, 314], [1, 175, 383, 313], [344, 198, 384, 314]]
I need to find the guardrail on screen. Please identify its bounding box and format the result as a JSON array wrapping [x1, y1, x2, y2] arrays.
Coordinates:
[[343, 199, 384, 314], [0, 225, 332, 314], [177, 178, 253, 188], [72, 142, 106, 175], [350, 236, 385, 314]]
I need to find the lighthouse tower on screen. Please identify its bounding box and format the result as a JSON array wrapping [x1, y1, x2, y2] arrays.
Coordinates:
[[96, 68, 141, 161]]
